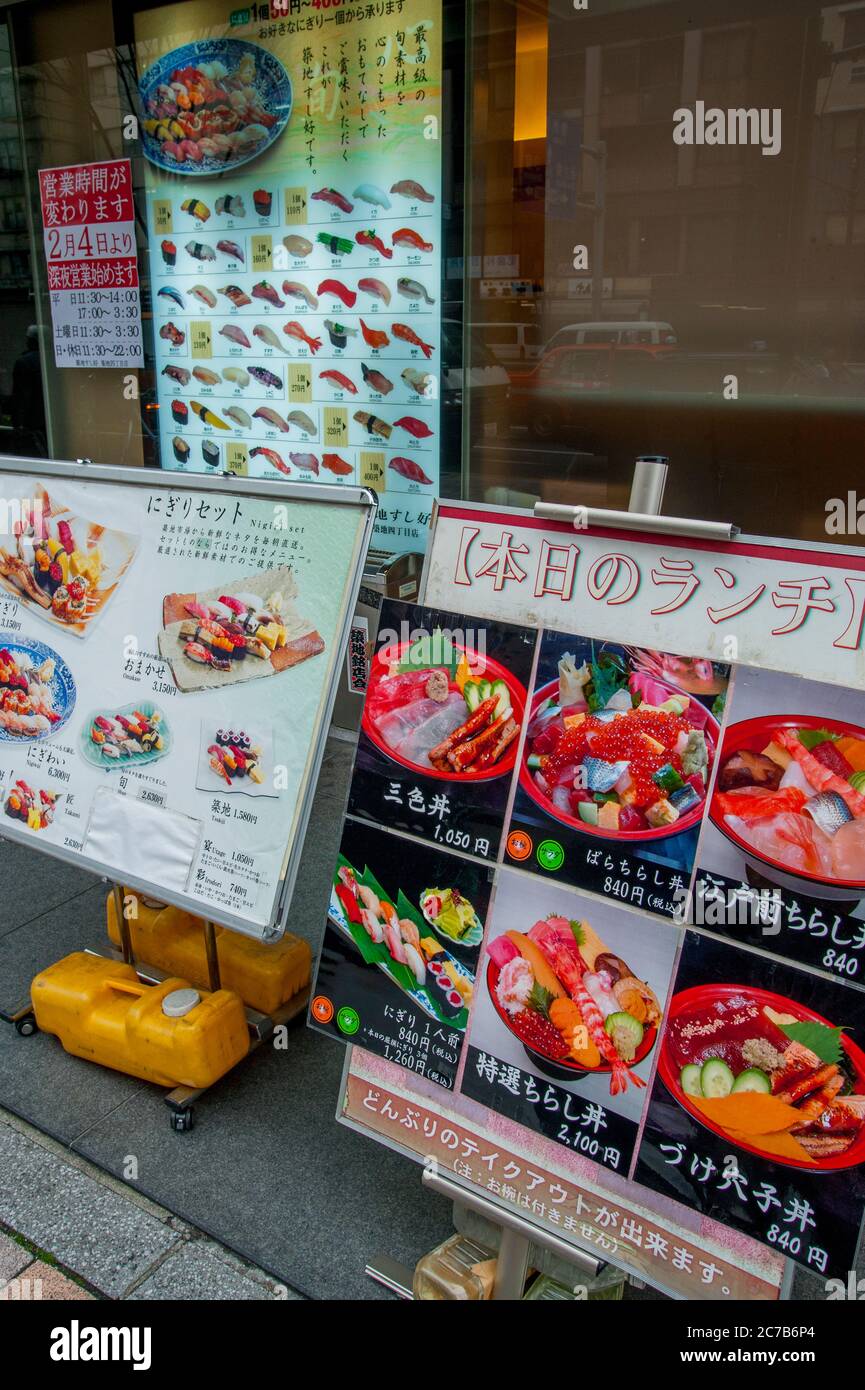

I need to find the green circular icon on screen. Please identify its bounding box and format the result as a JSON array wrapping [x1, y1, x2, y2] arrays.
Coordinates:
[[537, 839, 565, 872], [337, 1006, 360, 1036]]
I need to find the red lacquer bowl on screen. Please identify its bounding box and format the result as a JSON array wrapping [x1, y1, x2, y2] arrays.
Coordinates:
[[519, 678, 719, 841], [709, 715, 865, 893], [362, 643, 527, 783], [658, 983, 865, 1172]]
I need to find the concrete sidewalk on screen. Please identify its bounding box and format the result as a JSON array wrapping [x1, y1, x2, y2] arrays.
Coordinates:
[[0, 1109, 299, 1301]]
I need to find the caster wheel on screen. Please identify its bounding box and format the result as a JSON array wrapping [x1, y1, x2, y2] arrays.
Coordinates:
[[15, 1014, 37, 1037], [169, 1108, 194, 1132]]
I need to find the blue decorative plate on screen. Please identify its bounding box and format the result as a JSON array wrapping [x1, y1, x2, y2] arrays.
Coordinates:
[[139, 38, 292, 177], [0, 632, 76, 742]]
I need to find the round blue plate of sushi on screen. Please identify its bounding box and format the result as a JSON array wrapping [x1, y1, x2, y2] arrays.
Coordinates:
[[0, 632, 76, 741], [139, 38, 292, 176]]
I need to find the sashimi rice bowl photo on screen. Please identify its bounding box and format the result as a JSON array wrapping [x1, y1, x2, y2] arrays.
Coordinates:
[[711, 715, 865, 891], [362, 629, 526, 781], [521, 648, 720, 839]]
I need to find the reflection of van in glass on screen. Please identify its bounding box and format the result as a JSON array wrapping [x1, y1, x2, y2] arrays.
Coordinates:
[[545, 321, 678, 352], [473, 322, 540, 363]]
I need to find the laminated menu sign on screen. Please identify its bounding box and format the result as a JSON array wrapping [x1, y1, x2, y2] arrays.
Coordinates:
[[0, 461, 372, 938], [134, 0, 442, 551], [695, 665, 865, 985], [38, 159, 144, 369], [633, 932, 865, 1279]]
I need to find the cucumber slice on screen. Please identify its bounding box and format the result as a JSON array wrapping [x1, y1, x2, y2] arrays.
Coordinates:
[[700, 1057, 735, 1098], [576, 801, 599, 826], [478, 679, 492, 702], [464, 681, 482, 713], [604, 1011, 644, 1062], [680, 1064, 703, 1098], [527, 753, 544, 770], [490, 678, 510, 720], [731, 1067, 771, 1094]]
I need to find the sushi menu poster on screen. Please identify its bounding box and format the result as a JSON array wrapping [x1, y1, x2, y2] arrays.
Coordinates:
[[460, 870, 681, 1174], [135, 0, 442, 552], [348, 599, 538, 862], [633, 932, 865, 1279], [310, 818, 492, 1090], [0, 468, 369, 936], [505, 630, 729, 919], [695, 665, 865, 984]]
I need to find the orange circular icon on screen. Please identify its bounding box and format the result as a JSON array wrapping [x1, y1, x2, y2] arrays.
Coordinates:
[[312, 995, 334, 1024], [506, 830, 533, 862]]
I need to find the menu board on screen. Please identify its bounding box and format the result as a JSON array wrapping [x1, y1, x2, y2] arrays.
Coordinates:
[[309, 503, 865, 1282], [0, 461, 373, 937], [134, 0, 442, 552], [38, 159, 143, 369]]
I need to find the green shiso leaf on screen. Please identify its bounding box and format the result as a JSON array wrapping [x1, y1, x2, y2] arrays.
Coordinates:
[[711, 689, 727, 719], [797, 728, 840, 751], [528, 981, 555, 1019], [395, 628, 460, 677], [778, 1020, 843, 1065]]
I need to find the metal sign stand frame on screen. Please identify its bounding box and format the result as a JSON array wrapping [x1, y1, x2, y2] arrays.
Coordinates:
[[361, 456, 772, 1301]]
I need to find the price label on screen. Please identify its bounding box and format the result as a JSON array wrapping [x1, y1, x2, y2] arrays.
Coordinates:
[[323, 406, 348, 445], [359, 451, 385, 489], [288, 363, 312, 401], [190, 320, 212, 358], [152, 199, 173, 234], [226, 443, 249, 476], [283, 187, 308, 224], [250, 234, 272, 271]]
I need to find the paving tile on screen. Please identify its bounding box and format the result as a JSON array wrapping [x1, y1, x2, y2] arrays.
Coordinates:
[[0, 836, 98, 938], [0, 1260, 94, 1300], [0, 1125, 179, 1298], [127, 1239, 299, 1301], [0, 1229, 31, 1283]]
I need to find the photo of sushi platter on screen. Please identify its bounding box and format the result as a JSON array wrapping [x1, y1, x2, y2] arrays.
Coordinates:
[[158, 564, 324, 692], [196, 722, 277, 797], [350, 601, 537, 863], [80, 702, 170, 772], [486, 913, 662, 1089], [3, 778, 61, 832], [330, 857, 476, 1027], [0, 634, 75, 741], [419, 886, 483, 950], [139, 39, 292, 176], [506, 631, 729, 915], [0, 483, 138, 637]]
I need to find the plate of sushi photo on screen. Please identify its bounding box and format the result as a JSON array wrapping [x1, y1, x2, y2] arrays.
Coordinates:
[[79, 702, 170, 771], [158, 565, 324, 693], [0, 484, 139, 637], [0, 634, 75, 741], [196, 722, 277, 797], [419, 886, 483, 950], [486, 913, 662, 1090], [710, 715, 865, 894], [4, 778, 61, 832], [361, 628, 526, 782], [139, 39, 292, 176], [330, 857, 476, 1026], [659, 983, 865, 1172], [520, 641, 722, 840]]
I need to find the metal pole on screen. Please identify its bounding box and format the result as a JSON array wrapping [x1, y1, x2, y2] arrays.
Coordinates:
[[204, 922, 222, 992], [493, 1225, 531, 1301], [592, 140, 606, 323], [112, 884, 134, 966], [628, 454, 669, 516]]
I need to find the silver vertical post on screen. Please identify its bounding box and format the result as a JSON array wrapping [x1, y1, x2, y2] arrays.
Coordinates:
[[628, 455, 668, 517]]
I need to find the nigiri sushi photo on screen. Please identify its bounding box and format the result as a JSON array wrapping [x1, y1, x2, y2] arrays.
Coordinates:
[[353, 183, 391, 209], [219, 324, 252, 349]]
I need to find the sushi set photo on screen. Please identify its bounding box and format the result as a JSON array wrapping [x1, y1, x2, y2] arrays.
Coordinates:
[[329, 855, 477, 1028], [0, 483, 139, 637], [0, 634, 75, 741], [521, 636, 726, 840], [158, 565, 324, 693], [3, 778, 61, 833], [362, 625, 527, 782], [139, 39, 292, 175], [486, 912, 663, 1092], [659, 982, 865, 1172], [196, 722, 277, 797], [80, 702, 170, 771]]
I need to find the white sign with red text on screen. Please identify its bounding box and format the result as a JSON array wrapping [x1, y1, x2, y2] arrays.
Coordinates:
[[424, 503, 865, 690], [38, 159, 143, 370]]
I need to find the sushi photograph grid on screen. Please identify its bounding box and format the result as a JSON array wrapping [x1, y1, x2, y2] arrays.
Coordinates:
[[347, 598, 538, 863], [695, 665, 865, 986], [633, 929, 865, 1280], [504, 630, 730, 919]]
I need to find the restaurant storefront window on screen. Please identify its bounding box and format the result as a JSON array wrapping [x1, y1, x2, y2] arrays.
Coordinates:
[[0, 0, 862, 547]]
